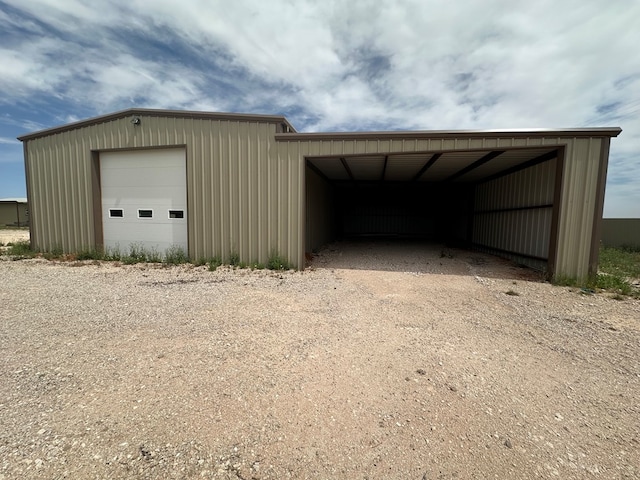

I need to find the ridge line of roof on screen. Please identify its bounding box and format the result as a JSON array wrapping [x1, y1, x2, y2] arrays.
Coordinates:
[[17, 108, 622, 142], [17, 108, 297, 141], [275, 127, 622, 141]]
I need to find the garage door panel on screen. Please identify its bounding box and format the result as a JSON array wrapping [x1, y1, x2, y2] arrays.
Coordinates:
[[100, 148, 188, 256], [102, 186, 187, 203], [101, 167, 184, 187], [103, 222, 187, 249], [103, 209, 187, 223]]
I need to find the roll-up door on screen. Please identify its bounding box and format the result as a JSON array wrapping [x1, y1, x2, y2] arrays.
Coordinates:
[[100, 148, 187, 256]]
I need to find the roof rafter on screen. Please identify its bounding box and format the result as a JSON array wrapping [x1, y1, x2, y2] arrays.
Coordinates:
[[478, 150, 558, 184], [340, 157, 356, 183], [444, 151, 504, 182], [412, 153, 442, 181], [380, 155, 389, 182], [306, 159, 331, 183]]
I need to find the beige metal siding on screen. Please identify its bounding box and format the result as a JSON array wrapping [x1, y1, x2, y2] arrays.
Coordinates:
[[24, 115, 302, 267], [555, 137, 605, 279], [473, 158, 556, 269]]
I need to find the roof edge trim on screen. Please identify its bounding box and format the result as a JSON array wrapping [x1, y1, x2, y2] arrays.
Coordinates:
[[17, 108, 297, 141], [275, 127, 622, 142]]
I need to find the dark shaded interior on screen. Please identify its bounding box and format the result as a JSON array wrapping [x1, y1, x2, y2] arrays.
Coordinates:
[[305, 148, 560, 272], [334, 183, 472, 244]]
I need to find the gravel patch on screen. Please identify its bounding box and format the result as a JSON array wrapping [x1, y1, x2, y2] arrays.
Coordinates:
[[1, 239, 638, 479], [0, 229, 29, 246]]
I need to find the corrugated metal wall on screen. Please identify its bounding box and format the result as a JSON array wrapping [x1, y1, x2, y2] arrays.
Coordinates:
[[472, 158, 557, 270], [555, 137, 605, 279], [23, 114, 301, 266], [305, 166, 334, 252]]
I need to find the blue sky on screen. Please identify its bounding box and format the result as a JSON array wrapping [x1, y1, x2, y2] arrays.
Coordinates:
[[1, 0, 639, 216]]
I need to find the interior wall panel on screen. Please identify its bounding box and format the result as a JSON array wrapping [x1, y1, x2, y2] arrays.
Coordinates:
[[305, 167, 335, 252], [472, 158, 557, 269]]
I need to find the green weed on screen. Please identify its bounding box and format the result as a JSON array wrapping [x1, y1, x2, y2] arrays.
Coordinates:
[[592, 273, 634, 296], [551, 274, 578, 287], [76, 248, 104, 261], [267, 251, 291, 270], [7, 241, 35, 258], [229, 251, 240, 267], [551, 247, 639, 298], [164, 245, 188, 264], [105, 246, 122, 261], [146, 247, 162, 263], [42, 245, 64, 260], [598, 246, 640, 279], [208, 256, 222, 271]]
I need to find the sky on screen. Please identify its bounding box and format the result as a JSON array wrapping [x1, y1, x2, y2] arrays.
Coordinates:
[[0, 0, 638, 217]]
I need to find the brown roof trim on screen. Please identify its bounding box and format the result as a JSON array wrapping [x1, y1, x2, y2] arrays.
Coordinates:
[[275, 127, 622, 142], [17, 108, 297, 141]]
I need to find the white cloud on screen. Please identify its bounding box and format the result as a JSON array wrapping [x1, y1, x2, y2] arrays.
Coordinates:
[[0, 0, 639, 215]]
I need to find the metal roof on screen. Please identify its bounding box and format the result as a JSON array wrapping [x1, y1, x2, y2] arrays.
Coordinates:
[[17, 108, 297, 141], [18, 108, 621, 143], [276, 127, 622, 141]]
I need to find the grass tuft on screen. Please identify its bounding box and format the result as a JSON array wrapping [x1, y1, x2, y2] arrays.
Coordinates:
[[598, 246, 640, 279], [76, 248, 104, 261], [146, 248, 163, 263], [551, 274, 578, 287], [105, 246, 122, 261], [229, 251, 240, 267], [267, 251, 291, 270], [208, 256, 222, 271], [7, 240, 35, 258], [163, 245, 188, 264], [592, 273, 633, 296], [595, 246, 640, 298]]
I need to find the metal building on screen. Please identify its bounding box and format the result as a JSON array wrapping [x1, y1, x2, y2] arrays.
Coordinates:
[[0, 198, 29, 227], [18, 108, 621, 280]]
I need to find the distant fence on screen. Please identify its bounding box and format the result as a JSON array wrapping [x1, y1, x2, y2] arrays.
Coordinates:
[[601, 219, 640, 248]]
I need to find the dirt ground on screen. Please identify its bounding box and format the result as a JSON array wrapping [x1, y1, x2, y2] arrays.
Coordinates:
[[0, 228, 29, 246], [0, 239, 638, 479]]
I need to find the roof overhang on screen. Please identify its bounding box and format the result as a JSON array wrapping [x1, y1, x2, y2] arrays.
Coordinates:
[[18, 108, 297, 142], [275, 126, 622, 142], [278, 127, 621, 185]]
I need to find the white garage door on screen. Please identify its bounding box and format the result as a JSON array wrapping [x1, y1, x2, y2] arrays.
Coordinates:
[[100, 148, 188, 257]]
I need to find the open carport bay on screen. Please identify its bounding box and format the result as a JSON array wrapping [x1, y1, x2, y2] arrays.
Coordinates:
[[306, 147, 559, 272]]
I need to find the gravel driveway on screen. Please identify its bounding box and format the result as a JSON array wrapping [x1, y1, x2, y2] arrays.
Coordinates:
[[1, 240, 638, 479]]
